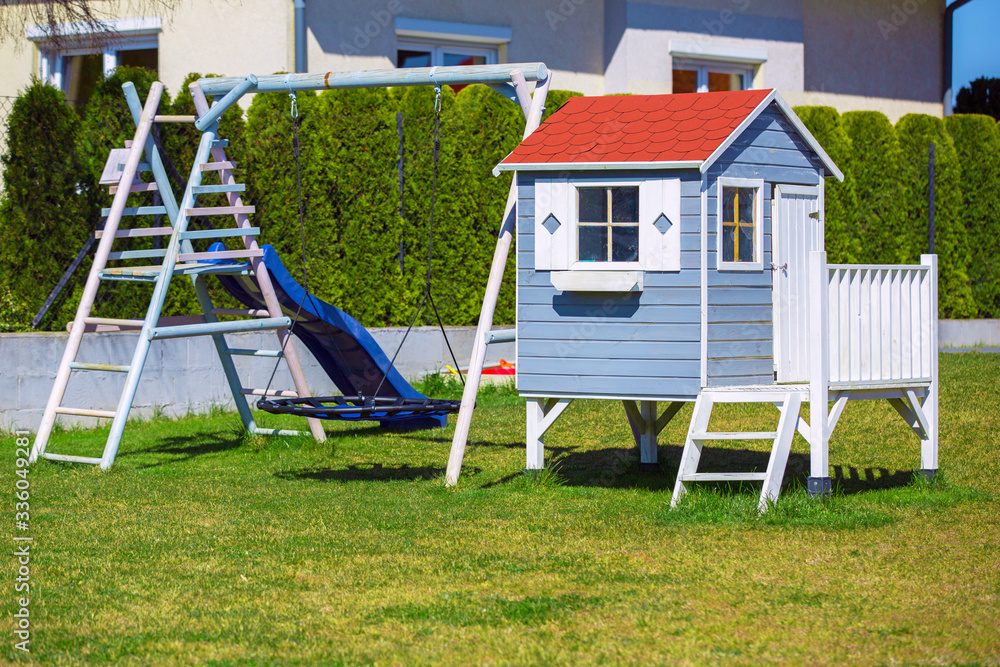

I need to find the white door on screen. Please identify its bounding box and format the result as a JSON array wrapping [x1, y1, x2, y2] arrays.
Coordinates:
[[773, 185, 822, 383]]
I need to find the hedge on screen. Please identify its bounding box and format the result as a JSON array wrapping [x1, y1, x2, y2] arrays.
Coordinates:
[[944, 114, 1000, 317], [0, 80, 95, 331], [3, 69, 1000, 331], [895, 113, 975, 318], [793, 106, 860, 263]]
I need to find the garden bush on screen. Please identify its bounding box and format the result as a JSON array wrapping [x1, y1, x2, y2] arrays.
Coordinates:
[[945, 114, 1000, 317], [793, 106, 860, 263], [0, 80, 94, 331], [895, 113, 975, 318]]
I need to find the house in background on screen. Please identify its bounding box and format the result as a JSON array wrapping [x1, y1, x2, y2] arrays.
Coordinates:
[[0, 0, 945, 121]]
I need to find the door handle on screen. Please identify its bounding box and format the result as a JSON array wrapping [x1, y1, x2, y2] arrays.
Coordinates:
[[770, 263, 787, 271]]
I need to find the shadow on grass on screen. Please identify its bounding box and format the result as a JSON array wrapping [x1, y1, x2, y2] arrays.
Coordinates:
[[273, 463, 481, 483], [119, 432, 243, 468], [534, 443, 917, 496]]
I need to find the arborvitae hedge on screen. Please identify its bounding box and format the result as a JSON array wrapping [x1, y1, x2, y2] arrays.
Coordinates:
[[895, 114, 975, 318], [793, 106, 860, 263], [0, 80, 94, 331], [5, 69, 1000, 327], [840, 111, 909, 265], [945, 114, 1000, 317]]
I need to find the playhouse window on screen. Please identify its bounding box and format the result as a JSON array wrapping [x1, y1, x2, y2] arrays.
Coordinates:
[[577, 186, 639, 263], [717, 178, 764, 271]]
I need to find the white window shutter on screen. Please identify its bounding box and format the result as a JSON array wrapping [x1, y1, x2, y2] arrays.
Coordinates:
[[534, 178, 570, 270], [639, 177, 681, 271]]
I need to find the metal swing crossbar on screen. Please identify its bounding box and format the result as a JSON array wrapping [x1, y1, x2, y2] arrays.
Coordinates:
[[258, 396, 462, 422]]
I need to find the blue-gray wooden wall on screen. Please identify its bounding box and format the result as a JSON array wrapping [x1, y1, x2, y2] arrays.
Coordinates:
[[515, 102, 826, 399]]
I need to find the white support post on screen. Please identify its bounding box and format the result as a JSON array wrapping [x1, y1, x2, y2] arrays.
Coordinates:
[[808, 250, 832, 496], [445, 73, 551, 486], [525, 398, 571, 470], [639, 401, 657, 464], [526, 399, 545, 470], [920, 253, 939, 476]]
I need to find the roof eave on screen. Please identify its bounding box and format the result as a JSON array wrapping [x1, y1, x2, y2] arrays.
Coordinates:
[[492, 160, 704, 177]]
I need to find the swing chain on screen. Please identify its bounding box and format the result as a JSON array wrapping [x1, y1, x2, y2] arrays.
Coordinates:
[[433, 85, 442, 113], [289, 91, 299, 119]]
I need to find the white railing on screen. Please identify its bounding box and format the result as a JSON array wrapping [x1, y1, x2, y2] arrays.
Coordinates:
[[809, 251, 938, 387]]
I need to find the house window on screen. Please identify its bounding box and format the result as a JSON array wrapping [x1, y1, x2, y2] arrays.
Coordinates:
[[672, 62, 752, 94], [577, 186, 639, 263], [396, 42, 494, 68], [668, 41, 766, 94], [395, 19, 509, 70], [717, 178, 764, 271], [28, 17, 161, 111]]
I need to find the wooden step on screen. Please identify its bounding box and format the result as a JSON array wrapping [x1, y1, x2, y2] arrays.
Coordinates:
[[690, 431, 779, 441], [200, 161, 236, 172], [148, 316, 291, 340], [185, 206, 255, 217], [153, 114, 196, 123], [191, 183, 244, 195], [241, 387, 298, 397], [176, 249, 262, 263], [68, 362, 130, 373], [41, 453, 103, 465], [54, 407, 117, 419], [211, 308, 271, 317], [83, 317, 145, 327], [101, 263, 251, 280], [96, 227, 173, 240], [227, 348, 284, 358], [108, 248, 168, 261], [679, 472, 768, 482], [179, 227, 259, 241], [109, 181, 158, 195], [101, 206, 168, 218]]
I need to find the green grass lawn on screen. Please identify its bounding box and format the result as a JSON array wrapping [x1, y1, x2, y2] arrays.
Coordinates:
[[4, 353, 999, 665]]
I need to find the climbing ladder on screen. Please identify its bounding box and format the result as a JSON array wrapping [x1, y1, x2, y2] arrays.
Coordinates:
[[671, 386, 807, 512], [30, 80, 324, 470]]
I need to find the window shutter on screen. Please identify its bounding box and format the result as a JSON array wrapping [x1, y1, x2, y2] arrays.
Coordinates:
[[534, 178, 570, 270], [639, 177, 681, 271]]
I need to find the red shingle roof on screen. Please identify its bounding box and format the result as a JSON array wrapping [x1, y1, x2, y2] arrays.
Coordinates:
[[500, 89, 772, 167]]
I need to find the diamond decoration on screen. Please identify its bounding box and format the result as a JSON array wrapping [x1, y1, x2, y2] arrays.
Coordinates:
[[542, 213, 562, 234], [653, 213, 673, 234]]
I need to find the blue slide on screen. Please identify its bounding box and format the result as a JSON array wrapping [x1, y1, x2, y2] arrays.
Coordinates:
[[212, 243, 447, 429]]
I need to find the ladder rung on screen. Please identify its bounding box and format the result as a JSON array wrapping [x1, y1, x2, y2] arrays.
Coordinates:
[[101, 206, 168, 217], [200, 161, 236, 172], [109, 249, 168, 261], [212, 139, 229, 148], [109, 181, 158, 195], [98, 271, 159, 283], [96, 227, 174, 239], [149, 316, 291, 340], [41, 453, 103, 465], [83, 317, 145, 327], [191, 183, 244, 195], [176, 249, 262, 263], [119, 162, 151, 172], [690, 432, 779, 441], [69, 362, 130, 373], [179, 227, 259, 241], [486, 328, 516, 344], [211, 308, 271, 317], [242, 388, 299, 398], [153, 114, 196, 123], [54, 407, 117, 419], [227, 348, 284, 357], [185, 206, 255, 216], [680, 472, 768, 482]]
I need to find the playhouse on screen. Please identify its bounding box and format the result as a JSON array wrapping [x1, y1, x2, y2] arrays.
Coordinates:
[[449, 88, 940, 510]]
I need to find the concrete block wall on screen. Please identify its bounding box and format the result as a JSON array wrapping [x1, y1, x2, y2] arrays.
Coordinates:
[[1, 326, 515, 431]]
